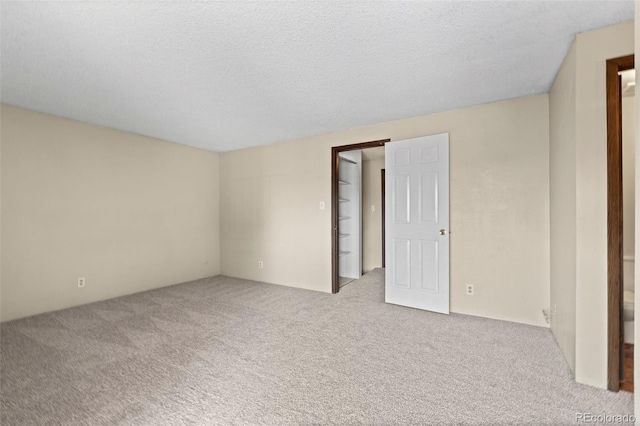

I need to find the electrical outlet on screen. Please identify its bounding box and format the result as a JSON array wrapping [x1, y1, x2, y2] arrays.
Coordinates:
[[319, 201, 325, 210], [371, 205, 375, 212], [258, 261, 264, 269], [466, 284, 474, 295], [78, 277, 86, 288]]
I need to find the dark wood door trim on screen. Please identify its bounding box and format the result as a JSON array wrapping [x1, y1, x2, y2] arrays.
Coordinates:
[[331, 139, 390, 294], [606, 54, 634, 392], [381, 169, 386, 268]]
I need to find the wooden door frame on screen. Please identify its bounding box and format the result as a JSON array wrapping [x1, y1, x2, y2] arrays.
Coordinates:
[[331, 139, 390, 294], [381, 169, 386, 268], [606, 54, 634, 392]]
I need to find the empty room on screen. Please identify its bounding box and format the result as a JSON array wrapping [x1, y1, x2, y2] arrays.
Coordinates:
[[1, 1, 639, 425]]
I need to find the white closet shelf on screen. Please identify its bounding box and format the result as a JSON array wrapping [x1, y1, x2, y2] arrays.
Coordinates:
[[339, 198, 349, 202], [339, 216, 351, 220], [339, 251, 351, 256], [339, 233, 350, 238], [339, 180, 350, 185]]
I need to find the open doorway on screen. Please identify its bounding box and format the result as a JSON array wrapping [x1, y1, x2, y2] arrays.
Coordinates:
[[619, 67, 635, 392], [331, 139, 389, 293], [335, 146, 386, 289], [331, 134, 451, 312], [606, 54, 635, 392]]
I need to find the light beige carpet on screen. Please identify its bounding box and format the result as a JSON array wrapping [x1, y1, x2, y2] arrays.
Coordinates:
[[338, 276, 355, 288], [0, 269, 633, 425]]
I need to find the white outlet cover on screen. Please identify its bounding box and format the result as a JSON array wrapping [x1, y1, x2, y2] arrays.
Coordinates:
[[319, 201, 325, 210], [371, 205, 375, 212]]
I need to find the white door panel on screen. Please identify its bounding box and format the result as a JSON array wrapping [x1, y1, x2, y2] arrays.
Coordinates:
[[385, 133, 449, 314]]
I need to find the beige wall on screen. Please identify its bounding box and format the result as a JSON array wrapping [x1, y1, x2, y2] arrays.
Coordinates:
[[574, 21, 634, 389], [549, 40, 577, 376], [221, 94, 550, 327], [1, 105, 221, 322], [550, 21, 634, 389], [362, 157, 384, 273]]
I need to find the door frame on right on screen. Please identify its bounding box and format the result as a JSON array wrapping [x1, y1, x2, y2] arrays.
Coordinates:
[[606, 53, 634, 392], [381, 168, 386, 268]]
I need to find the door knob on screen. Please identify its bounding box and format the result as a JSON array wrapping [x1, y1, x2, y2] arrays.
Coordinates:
[[439, 229, 447, 235]]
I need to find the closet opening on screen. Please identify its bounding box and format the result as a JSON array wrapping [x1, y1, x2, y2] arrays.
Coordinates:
[[331, 139, 389, 293]]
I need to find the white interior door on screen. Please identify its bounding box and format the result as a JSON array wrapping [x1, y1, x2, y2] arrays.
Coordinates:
[[385, 133, 449, 314]]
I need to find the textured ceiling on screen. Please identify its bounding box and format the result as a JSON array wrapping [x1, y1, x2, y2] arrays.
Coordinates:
[[1, 1, 634, 152]]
